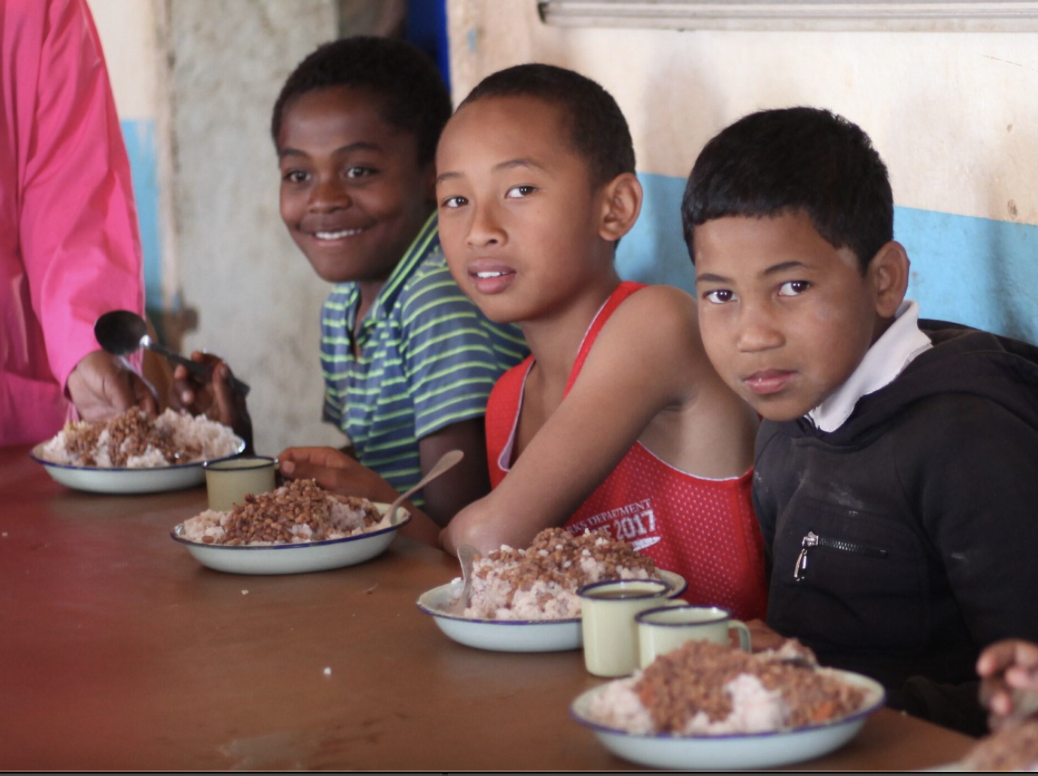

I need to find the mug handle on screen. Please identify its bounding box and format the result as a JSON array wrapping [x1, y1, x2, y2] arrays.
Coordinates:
[[728, 620, 752, 651]]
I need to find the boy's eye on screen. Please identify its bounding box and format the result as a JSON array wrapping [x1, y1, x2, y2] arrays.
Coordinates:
[[283, 170, 309, 184], [505, 185, 537, 199], [346, 166, 374, 179], [703, 289, 735, 304], [778, 280, 811, 297], [440, 195, 468, 209]]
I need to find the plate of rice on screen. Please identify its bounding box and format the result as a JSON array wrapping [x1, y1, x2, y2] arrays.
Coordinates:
[[416, 528, 687, 652], [31, 408, 244, 494], [171, 478, 411, 575], [571, 638, 885, 770], [946, 719, 1038, 772]]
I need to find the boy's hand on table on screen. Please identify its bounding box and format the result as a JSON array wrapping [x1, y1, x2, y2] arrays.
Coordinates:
[[278, 447, 399, 504], [168, 351, 252, 448], [68, 350, 158, 419], [280, 447, 442, 547], [978, 639, 1038, 727], [745, 619, 786, 653]]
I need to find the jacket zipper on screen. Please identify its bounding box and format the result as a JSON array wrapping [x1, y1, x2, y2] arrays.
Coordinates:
[[793, 530, 888, 582]]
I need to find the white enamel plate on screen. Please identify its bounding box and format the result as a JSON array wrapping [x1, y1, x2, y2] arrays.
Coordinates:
[[571, 668, 885, 770], [31, 439, 246, 495], [416, 570, 688, 653], [171, 503, 411, 575]]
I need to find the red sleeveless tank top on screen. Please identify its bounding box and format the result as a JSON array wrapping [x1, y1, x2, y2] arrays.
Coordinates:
[[485, 281, 767, 620]]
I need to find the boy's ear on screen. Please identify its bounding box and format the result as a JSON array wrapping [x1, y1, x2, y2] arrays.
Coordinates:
[[868, 240, 910, 318], [598, 172, 643, 242]]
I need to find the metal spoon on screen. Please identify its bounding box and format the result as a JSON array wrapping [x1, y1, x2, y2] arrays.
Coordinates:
[[448, 544, 480, 615], [95, 309, 250, 397], [383, 449, 465, 527]]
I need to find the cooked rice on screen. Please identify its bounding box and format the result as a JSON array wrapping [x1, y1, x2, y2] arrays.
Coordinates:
[[962, 721, 1038, 771], [39, 408, 240, 468], [586, 639, 867, 736], [180, 479, 390, 545], [459, 528, 659, 621]]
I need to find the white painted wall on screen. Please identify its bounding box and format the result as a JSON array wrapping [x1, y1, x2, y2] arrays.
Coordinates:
[[446, 0, 1038, 346], [87, 0, 159, 121], [448, 0, 1038, 226]]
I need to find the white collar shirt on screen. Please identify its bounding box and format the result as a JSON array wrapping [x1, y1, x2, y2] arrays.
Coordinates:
[[807, 300, 934, 433]]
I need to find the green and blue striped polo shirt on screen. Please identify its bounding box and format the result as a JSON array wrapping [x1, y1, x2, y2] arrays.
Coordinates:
[[320, 214, 527, 506]]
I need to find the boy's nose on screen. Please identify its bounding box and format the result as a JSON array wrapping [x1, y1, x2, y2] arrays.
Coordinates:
[[736, 305, 784, 352], [466, 203, 505, 248], [308, 179, 351, 212]]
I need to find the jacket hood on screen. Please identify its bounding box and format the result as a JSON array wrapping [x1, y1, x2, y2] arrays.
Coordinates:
[[790, 320, 1038, 442]]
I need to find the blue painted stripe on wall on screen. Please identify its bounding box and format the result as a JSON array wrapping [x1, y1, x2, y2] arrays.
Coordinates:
[[120, 119, 162, 310], [895, 206, 1038, 346], [619, 172, 1038, 346]]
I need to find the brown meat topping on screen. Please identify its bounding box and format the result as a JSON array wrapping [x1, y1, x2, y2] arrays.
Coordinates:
[[963, 721, 1038, 771], [475, 528, 657, 604], [634, 640, 866, 733], [62, 408, 190, 467], [218, 479, 380, 545]]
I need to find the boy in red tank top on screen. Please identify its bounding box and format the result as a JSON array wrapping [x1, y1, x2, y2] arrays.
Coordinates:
[[434, 64, 766, 620]]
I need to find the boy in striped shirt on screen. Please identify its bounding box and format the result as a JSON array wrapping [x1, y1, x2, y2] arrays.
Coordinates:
[[176, 38, 525, 540]]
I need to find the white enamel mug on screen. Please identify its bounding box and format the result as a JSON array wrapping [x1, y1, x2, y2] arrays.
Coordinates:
[[635, 604, 752, 668], [578, 579, 682, 678], [203, 456, 277, 512]]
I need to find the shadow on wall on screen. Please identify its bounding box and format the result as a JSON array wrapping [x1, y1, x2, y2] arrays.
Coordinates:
[[615, 175, 1038, 347]]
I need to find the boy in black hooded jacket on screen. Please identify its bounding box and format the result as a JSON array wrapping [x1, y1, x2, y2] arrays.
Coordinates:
[[681, 106, 1038, 736]]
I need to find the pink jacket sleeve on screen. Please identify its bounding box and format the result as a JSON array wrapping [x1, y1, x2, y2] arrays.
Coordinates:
[[18, 0, 145, 391]]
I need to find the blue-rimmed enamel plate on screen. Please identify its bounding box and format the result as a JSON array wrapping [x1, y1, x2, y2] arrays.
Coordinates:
[[570, 668, 885, 770], [416, 570, 687, 653], [30, 439, 245, 495], [171, 503, 410, 575]]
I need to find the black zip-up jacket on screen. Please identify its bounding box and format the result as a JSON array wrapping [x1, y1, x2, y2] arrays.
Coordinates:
[[753, 321, 1038, 736]]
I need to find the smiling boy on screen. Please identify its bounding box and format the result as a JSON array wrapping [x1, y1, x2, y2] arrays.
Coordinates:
[[436, 65, 767, 620], [265, 38, 527, 531], [683, 107, 1038, 733]]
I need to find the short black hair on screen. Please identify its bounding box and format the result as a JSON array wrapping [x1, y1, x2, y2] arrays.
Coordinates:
[[271, 36, 451, 165], [681, 107, 893, 272], [457, 63, 635, 186]]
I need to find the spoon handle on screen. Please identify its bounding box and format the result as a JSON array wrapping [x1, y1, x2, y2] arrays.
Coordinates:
[[385, 449, 465, 525], [456, 543, 480, 611], [145, 341, 251, 398]]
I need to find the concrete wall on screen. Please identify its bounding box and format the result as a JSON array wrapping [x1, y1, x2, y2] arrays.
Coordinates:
[[89, 0, 455, 456], [161, 0, 348, 455], [447, 0, 1038, 345], [90, 0, 351, 454]]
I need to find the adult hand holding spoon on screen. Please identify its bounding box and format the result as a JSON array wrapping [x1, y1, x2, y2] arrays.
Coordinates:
[[94, 310, 250, 397]]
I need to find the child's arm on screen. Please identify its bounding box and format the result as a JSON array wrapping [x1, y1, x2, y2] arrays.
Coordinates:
[[169, 351, 253, 452], [442, 286, 734, 554], [418, 418, 491, 527], [279, 446, 443, 547], [394, 263, 526, 530]]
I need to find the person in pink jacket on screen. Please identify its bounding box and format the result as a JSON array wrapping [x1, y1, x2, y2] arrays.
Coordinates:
[[1, 0, 155, 446]]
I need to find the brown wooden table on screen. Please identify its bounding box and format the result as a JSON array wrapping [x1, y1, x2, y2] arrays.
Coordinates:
[[0, 444, 974, 770]]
